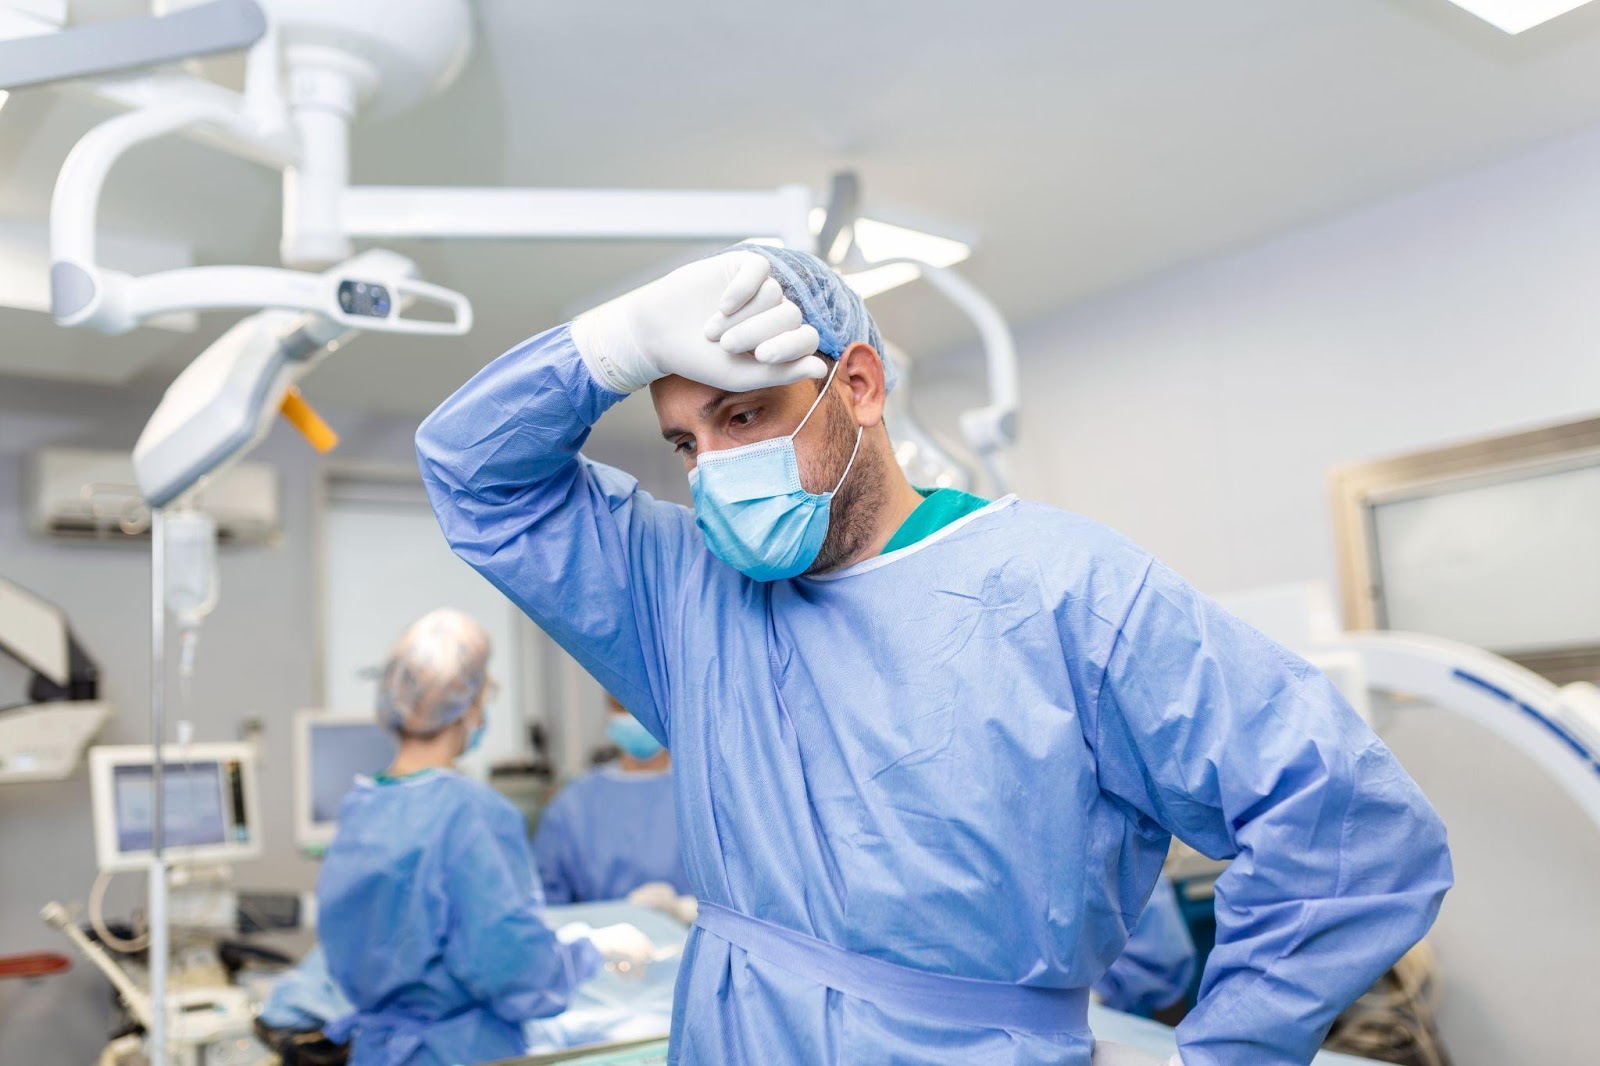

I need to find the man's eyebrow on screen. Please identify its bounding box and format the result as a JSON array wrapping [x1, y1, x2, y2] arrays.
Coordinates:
[[699, 390, 737, 419], [661, 388, 772, 441]]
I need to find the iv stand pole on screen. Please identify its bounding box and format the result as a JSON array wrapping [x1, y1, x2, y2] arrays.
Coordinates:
[[148, 508, 169, 1063]]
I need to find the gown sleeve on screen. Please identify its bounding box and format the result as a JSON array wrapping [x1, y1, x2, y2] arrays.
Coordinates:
[[1084, 558, 1452, 1066], [441, 810, 602, 1022], [416, 324, 700, 742]]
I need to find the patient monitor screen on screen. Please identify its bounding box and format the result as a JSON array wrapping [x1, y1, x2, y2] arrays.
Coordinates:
[[309, 722, 395, 825], [113, 760, 230, 853]]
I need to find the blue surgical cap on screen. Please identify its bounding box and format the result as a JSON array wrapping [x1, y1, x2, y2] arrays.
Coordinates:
[[730, 244, 898, 392]]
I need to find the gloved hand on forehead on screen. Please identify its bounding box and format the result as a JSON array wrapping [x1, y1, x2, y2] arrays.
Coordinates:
[[723, 243, 897, 393], [572, 250, 829, 394]]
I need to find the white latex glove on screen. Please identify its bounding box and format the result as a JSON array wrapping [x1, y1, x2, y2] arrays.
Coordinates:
[[560, 920, 657, 976], [571, 250, 828, 394], [627, 881, 700, 925]]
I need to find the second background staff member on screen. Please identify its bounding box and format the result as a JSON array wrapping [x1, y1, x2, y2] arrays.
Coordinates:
[[534, 695, 692, 906]]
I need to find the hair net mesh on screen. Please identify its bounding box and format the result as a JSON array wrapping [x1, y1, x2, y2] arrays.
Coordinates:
[[728, 244, 898, 392], [377, 608, 491, 736]]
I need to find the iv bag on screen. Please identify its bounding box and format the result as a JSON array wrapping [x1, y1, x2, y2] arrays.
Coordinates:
[[165, 510, 219, 628]]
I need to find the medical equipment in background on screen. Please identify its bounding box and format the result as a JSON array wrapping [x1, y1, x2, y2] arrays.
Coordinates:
[[0, 576, 112, 783], [1215, 584, 1600, 829], [885, 343, 979, 492], [90, 739, 262, 1064], [812, 173, 1019, 494], [867, 260, 1018, 494], [88, 742, 262, 872], [0, 1, 267, 91], [291, 708, 395, 853], [41, 898, 269, 1066], [2, 0, 811, 343], [130, 249, 438, 508], [43, 740, 303, 1066]]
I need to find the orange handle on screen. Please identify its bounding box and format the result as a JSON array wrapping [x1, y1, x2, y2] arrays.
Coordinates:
[[0, 952, 71, 979], [280, 387, 339, 453]]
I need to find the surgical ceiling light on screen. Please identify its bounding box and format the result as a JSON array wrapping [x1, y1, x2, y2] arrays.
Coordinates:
[[1444, 0, 1597, 32], [841, 217, 972, 299], [750, 209, 973, 301]]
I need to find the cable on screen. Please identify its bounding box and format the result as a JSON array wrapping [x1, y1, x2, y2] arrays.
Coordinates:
[[1322, 941, 1451, 1066], [88, 870, 149, 954]]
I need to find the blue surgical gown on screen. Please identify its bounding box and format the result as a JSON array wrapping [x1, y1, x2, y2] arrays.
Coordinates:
[[317, 769, 601, 1066], [416, 325, 1453, 1066], [532, 766, 691, 904], [1093, 876, 1196, 1015]]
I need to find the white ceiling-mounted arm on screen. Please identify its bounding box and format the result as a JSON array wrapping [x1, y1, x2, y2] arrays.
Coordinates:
[[48, 100, 469, 337], [0, 0, 265, 91], [336, 183, 818, 251], [870, 258, 1020, 492], [50, 98, 240, 330], [883, 342, 976, 493]]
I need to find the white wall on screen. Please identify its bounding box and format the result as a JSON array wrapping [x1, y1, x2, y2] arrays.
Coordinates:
[[923, 122, 1600, 599], [915, 121, 1600, 1066]]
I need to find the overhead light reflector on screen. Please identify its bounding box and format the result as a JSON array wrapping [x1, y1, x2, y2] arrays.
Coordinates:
[[1445, 0, 1597, 33], [748, 212, 972, 300]]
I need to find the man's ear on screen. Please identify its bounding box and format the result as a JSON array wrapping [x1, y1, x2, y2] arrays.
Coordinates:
[[836, 342, 887, 429]]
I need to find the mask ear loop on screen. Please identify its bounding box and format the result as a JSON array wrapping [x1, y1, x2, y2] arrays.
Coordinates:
[[790, 354, 860, 495], [789, 357, 843, 440], [831, 426, 864, 495]]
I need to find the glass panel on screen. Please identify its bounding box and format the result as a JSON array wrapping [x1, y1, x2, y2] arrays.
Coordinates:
[[1371, 460, 1600, 653]]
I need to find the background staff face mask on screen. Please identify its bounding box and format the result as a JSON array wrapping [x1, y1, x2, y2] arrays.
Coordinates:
[[689, 360, 862, 581]]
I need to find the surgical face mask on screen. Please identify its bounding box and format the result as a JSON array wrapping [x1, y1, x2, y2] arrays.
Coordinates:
[[689, 360, 863, 582], [606, 715, 665, 761], [463, 721, 486, 756]]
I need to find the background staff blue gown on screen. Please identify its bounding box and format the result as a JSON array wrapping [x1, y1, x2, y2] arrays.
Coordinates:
[[416, 325, 1452, 1066], [318, 770, 600, 1066], [1094, 876, 1197, 1016], [533, 766, 691, 903]]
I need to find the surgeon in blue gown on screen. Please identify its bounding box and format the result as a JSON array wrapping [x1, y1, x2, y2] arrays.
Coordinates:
[[533, 694, 692, 905], [1094, 876, 1197, 1023], [316, 610, 653, 1066], [416, 247, 1452, 1066]]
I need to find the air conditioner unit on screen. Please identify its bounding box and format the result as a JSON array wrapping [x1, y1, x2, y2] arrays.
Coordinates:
[[27, 447, 280, 545]]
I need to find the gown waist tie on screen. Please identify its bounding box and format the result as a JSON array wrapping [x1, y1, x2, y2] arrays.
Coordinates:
[[694, 901, 1089, 1035]]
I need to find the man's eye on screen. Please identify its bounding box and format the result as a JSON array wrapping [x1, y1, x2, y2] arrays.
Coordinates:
[[730, 410, 757, 427], [673, 438, 696, 456]]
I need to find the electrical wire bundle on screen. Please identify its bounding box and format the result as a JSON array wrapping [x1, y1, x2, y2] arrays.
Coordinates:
[[1323, 941, 1451, 1066]]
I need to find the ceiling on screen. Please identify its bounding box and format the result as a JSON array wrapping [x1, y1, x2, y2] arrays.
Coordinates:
[[7, 0, 1600, 429]]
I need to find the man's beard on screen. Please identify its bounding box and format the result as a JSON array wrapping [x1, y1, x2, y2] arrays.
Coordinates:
[[802, 383, 884, 575]]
